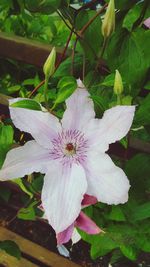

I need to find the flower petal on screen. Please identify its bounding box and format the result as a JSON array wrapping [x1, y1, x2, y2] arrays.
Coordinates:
[[41, 163, 87, 233], [57, 223, 74, 245], [82, 194, 98, 207], [84, 151, 130, 205], [9, 98, 61, 149], [61, 79, 95, 131], [86, 105, 135, 152], [99, 105, 135, 144], [0, 141, 50, 180], [75, 211, 101, 234]]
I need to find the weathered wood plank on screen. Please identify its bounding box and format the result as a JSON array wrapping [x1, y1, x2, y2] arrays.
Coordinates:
[[0, 32, 70, 67], [0, 250, 39, 267], [0, 227, 81, 267]]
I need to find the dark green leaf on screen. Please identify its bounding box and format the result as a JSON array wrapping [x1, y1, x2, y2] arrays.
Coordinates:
[[0, 187, 11, 202], [120, 245, 138, 261], [0, 240, 21, 260], [135, 94, 150, 126], [131, 202, 150, 221]]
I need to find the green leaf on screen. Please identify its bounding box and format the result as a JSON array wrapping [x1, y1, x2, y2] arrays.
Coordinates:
[[75, 10, 103, 60], [101, 73, 115, 87], [13, 178, 33, 198], [17, 201, 38, 221], [136, 235, 150, 253], [107, 28, 150, 96], [31, 175, 44, 193], [125, 154, 150, 200], [0, 240, 21, 260], [91, 234, 118, 259], [7, 85, 21, 93], [144, 80, 150, 90], [10, 99, 42, 111], [91, 95, 108, 111], [135, 94, 150, 126], [123, 3, 141, 31], [25, 0, 62, 14], [53, 76, 77, 106], [0, 124, 14, 168], [107, 206, 126, 222], [131, 202, 150, 221], [120, 244, 138, 261]]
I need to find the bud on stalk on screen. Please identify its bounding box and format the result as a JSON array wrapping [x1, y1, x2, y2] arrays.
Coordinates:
[[102, 0, 115, 39], [114, 70, 123, 96], [43, 47, 56, 79]]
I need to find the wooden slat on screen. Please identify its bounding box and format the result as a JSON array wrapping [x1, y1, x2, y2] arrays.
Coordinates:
[[0, 32, 70, 67], [0, 250, 39, 267], [0, 227, 81, 267]]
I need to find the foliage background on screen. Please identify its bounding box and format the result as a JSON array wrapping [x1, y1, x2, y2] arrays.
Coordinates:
[[0, 0, 150, 266]]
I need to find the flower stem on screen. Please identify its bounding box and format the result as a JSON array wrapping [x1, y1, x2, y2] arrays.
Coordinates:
[[96, 37, 108, 70], [44, 77, 49, 111], [117, 94, 122, 105]]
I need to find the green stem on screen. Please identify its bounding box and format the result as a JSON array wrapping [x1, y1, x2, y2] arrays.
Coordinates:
[[117, 94, 122, 105], [96, 37, 108, 70], [44, 78, 49, 111]]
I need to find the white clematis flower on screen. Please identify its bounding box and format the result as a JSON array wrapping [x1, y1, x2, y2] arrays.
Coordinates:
[[0, 79, 135, 234]]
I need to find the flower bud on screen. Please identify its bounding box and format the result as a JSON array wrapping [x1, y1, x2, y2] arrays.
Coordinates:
[[114, 70, 123, 95], [43, 47, 56, 79], [102, 0, 115, 39]]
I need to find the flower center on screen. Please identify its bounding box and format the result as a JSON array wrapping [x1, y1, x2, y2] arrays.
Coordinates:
[[50, 130, 89, 166], [65, 143, 76, 156], [66, 143, 74, 151]]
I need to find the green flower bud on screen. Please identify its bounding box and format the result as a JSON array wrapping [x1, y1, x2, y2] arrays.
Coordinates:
[[43, 47, 56, 79], [114, 70, 123, 95], [102, 0, 115, 39]]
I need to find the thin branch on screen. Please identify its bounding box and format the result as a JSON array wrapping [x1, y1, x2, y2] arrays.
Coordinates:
[[56, 10, 79, 36], [71, 37, 78, 75], [79, 3, 107, 36]]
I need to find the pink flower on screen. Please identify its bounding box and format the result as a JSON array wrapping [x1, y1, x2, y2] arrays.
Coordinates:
[[57, 194, 102, 245], [0, 79, 135, 234]]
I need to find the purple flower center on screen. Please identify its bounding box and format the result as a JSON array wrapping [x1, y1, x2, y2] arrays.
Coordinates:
[[50, 130, 89, 166]]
